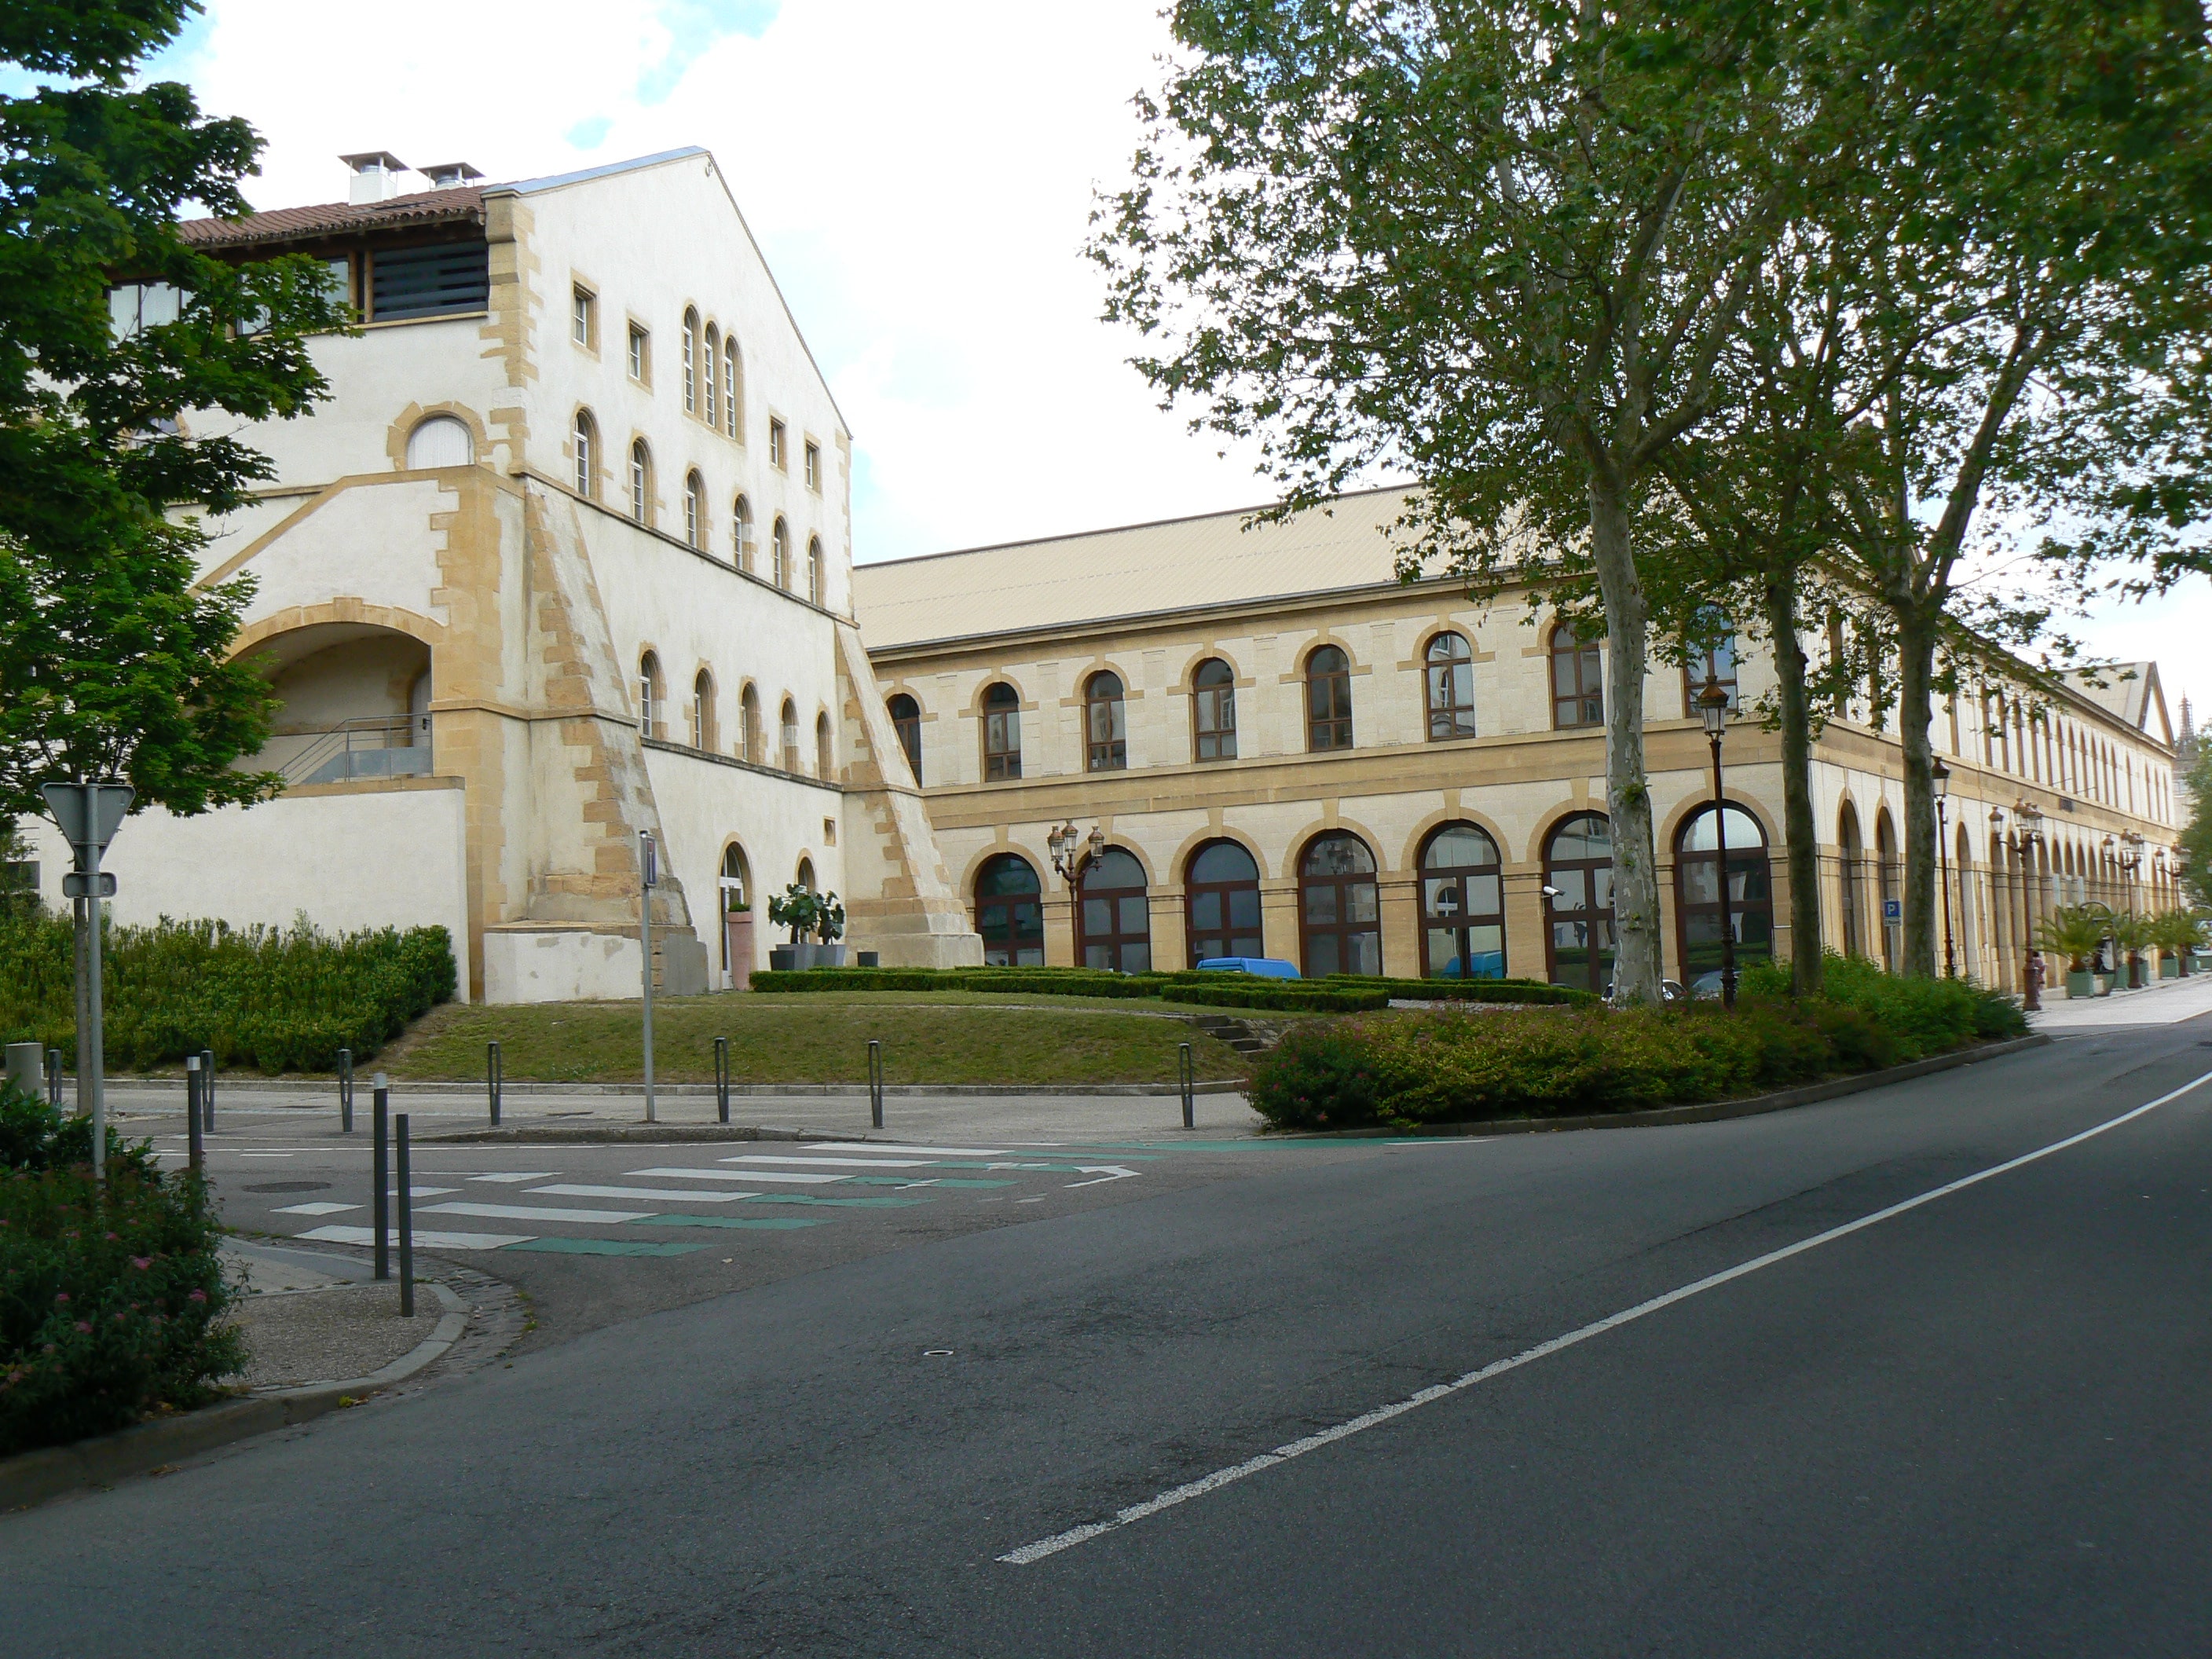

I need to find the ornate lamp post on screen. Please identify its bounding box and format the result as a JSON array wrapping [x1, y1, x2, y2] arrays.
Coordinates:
[[1932, 758, 1955, 978], [1046, 820, 1105, 885], [2014, 801, 2045, 1011], [1698, 674, 1737, 1009]]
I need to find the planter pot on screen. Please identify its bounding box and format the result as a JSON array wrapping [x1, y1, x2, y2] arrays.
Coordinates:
[[2093, 974, 2113, 998], [814, 943, 846, 968], [769, 946, 797, 973], [2065, 969, 2093, 998], [2161, 957, 2181, 980], [857, 950, 881, 969], [723, 912, 755, 991], [2130, 961, 2147, 989]]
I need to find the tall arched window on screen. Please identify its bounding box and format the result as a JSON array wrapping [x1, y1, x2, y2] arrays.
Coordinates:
[[1077, 847, 1152, 972], [741, 683, 762, 764], [1192, 657, 1236, 761], [1423, 632, 1477, 740], [720, 843, 751, 981], [779, 697, 800, 772], [1875, 809, 1901, 971], [691, 668, 715, 750], [723, 342, 739, 438], [815, 711, 833, 779], [1306, 645, 1353, 751], [771, 517, 789, 588], [1185, 839, 1263, 964], [1681, 617, 1738, 715], [683, 470, 705, 549], [1674, 804, 1772, 991], [974, 854, 1044, 967], [1543, 813, 1614, 993], [1419, 822, 1504, 980], [1551, 623, 1603, 730], [1299, 833, 1379, 975], [405, 415, 473, 469], [982, 683, 1021, 780], [573, 409, 597, 497], [1838, 804, 1866, 959], [807, 536, 822, 606], [629, 439, 650, 523], [701, 324, 719, 428], [637, 651, 665, 740], [1085, 670, 1127, 771], [732, 494, 753, 571], [797, 855, 816, 893], [888, 693, 923, 785], [680, 308, 698, 415]]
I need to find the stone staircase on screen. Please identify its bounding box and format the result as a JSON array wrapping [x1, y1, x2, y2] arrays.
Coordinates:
[[1186, 1013, 1276, 1059]]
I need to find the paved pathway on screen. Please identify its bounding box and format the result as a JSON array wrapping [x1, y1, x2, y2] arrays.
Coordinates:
[[2030, 969, 2212, 1029]]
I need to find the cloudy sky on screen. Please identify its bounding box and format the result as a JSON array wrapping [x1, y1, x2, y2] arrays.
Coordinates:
[[146, 0, 2203, 723]]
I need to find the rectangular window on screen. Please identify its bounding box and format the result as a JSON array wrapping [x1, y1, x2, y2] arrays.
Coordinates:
[[368, 240, 489, 322], [628, 324, 648, 382], [571, 285, 595, 347], [106, 281, 184, 340], [769, 419, 786, 469], [804, 441, 821, 491]]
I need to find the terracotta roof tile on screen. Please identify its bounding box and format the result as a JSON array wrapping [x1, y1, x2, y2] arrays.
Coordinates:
[[178, 186, 485, 248]]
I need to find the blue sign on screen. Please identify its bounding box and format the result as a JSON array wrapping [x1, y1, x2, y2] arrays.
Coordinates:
[[1882, 899, 1902, 921]]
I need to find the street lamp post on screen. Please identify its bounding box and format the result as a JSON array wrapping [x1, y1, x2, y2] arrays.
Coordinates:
[[1046, 820, 1106, 886], [1697, 675, 1736, 1010], [1932, 759, 1955, 978]]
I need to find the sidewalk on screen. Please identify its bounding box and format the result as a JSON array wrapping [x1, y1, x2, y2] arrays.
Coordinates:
[[2030, 970, 2212, 1031], [220, 1239, 447, 1389]]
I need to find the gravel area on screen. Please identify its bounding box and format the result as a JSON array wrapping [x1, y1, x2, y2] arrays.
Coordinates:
[[225, 1284, 446, 1390]]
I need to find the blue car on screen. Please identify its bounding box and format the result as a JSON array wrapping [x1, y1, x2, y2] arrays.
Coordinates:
[[1194, 956, 1301, 980]]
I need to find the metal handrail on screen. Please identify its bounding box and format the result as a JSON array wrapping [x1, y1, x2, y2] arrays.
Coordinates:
[[280, 715, 432, 786]]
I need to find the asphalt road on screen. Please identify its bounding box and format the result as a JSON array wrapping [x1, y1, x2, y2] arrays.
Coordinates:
[[7, 1019, 2211, 1657]]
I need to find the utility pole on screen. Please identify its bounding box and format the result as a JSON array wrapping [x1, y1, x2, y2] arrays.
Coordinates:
[[639, 829, 657, 1125], [42, 781, 133, 1184]]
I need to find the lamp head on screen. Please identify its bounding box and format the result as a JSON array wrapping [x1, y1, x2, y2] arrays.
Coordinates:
[[1086, 825, 1107, 863], [1930, 757, 1950, 799], [1697, 674, 1729, 738], [1989, 807, 2005, 830]]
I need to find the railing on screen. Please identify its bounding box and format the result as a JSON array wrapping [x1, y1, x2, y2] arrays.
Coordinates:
[[279, 716, 433, 786]]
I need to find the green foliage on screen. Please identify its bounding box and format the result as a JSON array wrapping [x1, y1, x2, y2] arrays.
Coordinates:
[[0, 911, 454, 1071], [1306, 973, 1599, 1008], [752, 965, 1390, 1013], [0, 2, 355, 822], [764, 885, 844, 943], [2180, 745, 2212, 907], [1, 1082, 240, 1456], [2032, 905, 2110, 972], [1170, 983, 1390, 1013], [2148, 907, 2207, 956]]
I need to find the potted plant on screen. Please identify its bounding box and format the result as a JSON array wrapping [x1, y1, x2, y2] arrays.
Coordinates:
[[2149, 908, 2205, 979], [812, 890, 848, 968], [2034, 905, 2107, 999], [723, 888, 756, 991], [2109, 910, 2154, 991], [767, 884, 821, 971]]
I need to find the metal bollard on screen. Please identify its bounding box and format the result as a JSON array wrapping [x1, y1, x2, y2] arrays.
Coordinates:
[[200, 1048, 215, 1130], [46, 1047, 62, 1108], [339, 1048, 353, 1134], [185, 1055, 205, 1174], [372, 1075, 390, 1283], [867, 1039, 884, 1130], [1179, 1042, 1195, 1131], [395, 1112, 415, 1317], [487, 1040, 502, 1127], [714, 1036, 730, 1125]]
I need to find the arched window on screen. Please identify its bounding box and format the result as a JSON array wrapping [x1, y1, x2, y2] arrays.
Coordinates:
[[1674, 804, 1772, 991], [405, 415, 473, 469], [723, 342, 739, 438], [1298, 833, 1379, 975], [982, 682, 1021, 780], [1419, 822, 1503, 980], [720, 842, 753, 984], [888, 693, 923, 786], [1306, 644, 1353, 751], [771, 517, 789, 588], [637, 651, 664, 740], [1838, 803, 1866, 959], [1192, 657, 1236, 761], [573, 409, 597, 497], [797, 855, 816, 892], [1423, 632, 1477, 741], [681, 307, 698, 415], [740, 683, 762, 764], [1875, 809, 1900, 972], [1084, 670, 1127, 771], [1551, 623, 1603, 730], [732, 494, 753, 571], [629, 439, 650, 524], [1543, 813, 1614, 993], [691, 668, 715, 750], [1077, 847, 1152, 973], [974, 854, 1044, 967], [815, 711, 833, 779], [1681, 617, 1738, 716], [683, 470, 705, 549], [807, 536, 822, 606], [1185, 839, 1262, 964], [701, 324, 719, 428], [780, 697, 800, 772]]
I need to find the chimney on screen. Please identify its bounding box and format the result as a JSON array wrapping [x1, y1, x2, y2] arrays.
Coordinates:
[[339, 151, 409, 205], [420, 161, 484, 189]]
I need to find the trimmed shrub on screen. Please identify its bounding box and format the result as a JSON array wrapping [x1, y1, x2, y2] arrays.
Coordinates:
[[0, 914, 456, 1074], [1171, 983, 1391, 1013], [1311, 974, 1599, 1008], [1741, 954, 2027, 1058], [1, 1083, 240, 1455], [1241, 1020, 1386, 1130]]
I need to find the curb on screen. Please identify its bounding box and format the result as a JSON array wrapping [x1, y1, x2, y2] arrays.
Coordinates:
[[1, 1283, 467, 1515], [101, 1079, 1250, 1101], [1280, 1033, 2054, 1140]]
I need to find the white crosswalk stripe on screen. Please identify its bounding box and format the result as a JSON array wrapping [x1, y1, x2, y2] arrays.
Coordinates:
[[629, 1166, 848, 1185], [298, 1225, 532, 1251], [805, 1143, 1012, 1157], [527, 1184, 760, 1204], [275, 1201, 357, 1216], [467, 1172, 558, 1184], [422, 1201, 653, 1224], [723, 1155, 936, 1169]]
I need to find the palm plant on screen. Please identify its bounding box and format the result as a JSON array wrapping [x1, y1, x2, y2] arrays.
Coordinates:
[[2108, 910, 2155, 987], [2033, 905, 2109, 973], [2148, 908, 2207, 976]]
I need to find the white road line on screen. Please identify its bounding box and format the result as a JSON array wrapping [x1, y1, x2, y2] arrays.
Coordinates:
[[632, 1166, 848, 1185], [805, 1142, 1013, 1158], [998, 1067, 2212, 1566], [720, 1155, 937, 1169], [273, 1201, 358, 1216], [297, 1225, 533, 1251], [420, 1201, 653, 1224], [527, 1184, 758, 1204], [468, 1172, 558, 1184], [385, 1187, 459, 1198]]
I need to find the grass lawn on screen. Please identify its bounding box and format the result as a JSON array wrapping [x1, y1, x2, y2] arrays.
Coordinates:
[[374, 991, 1251, 1086]]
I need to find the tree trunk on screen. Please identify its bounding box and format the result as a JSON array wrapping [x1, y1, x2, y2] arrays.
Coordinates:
[[1762, 563, 1822, 994], [1588, 477, 1663, 1005], [1896, 613, 1939, 977]]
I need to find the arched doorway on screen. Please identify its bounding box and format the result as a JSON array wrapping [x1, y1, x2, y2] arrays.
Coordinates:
[[973, 854, 1043, 967], [1672, 803, 1773, 992], [1875, 810, 1900, 971], [251, 622, 434, 786], [1076, 847, 1152, 972], [1185, 840, 1263, 964], [1298, 832, 1380, 976], [1544, 813, 1614, 993], [1838, 804, 1865, 959], [1419, 822, 1505, 980], [720, 843, 754, 990]]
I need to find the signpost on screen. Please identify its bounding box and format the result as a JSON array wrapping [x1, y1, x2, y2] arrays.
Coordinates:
[[639, 829, 658, 1126], [42, 781, 133, 1184]]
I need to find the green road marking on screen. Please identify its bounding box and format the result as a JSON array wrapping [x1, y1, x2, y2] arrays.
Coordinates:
[[911, 1178, 1017, 1189], [634, 1214, 825, 1230], [500, 1238, 705, 1257], [737, 1193, 933, 1208], [844, 1175, 1016, 1188]]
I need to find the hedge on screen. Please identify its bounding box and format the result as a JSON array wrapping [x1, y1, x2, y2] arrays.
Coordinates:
[[749, 965, 1390, 1013], [1170, 983, 1392, 1013], [1, 1083, 240, 1455], [1309, 973, 1599, 1008], [0, 913, 456, 1073]]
